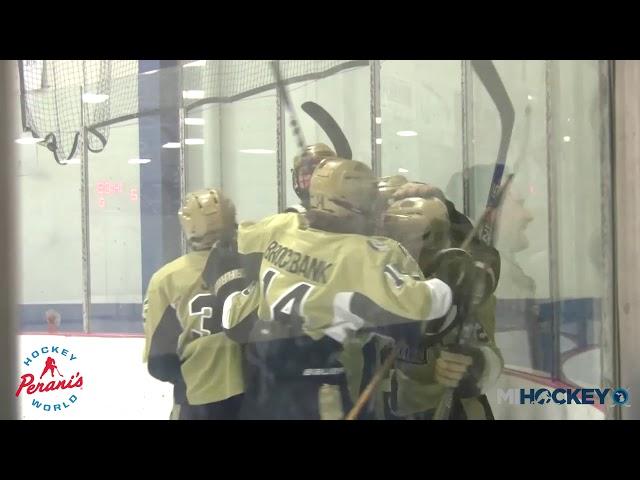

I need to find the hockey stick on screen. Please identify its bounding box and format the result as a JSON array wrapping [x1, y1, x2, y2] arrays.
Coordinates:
[[431, 61, 515, 420], [270, 61, 307, 155], [345, 347, 397, 420], [471, 60, 515, 246], [301, 101, 352, 159]]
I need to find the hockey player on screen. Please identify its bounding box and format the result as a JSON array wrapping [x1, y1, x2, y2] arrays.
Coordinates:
[[379, 175, 500, 314], [143, 188, 244, 420], [285, 143, 336, 213], [221, 158, 471, 420], [379, 189, 503, 420]]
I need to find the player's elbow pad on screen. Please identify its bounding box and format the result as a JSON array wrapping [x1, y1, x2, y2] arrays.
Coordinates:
[[418, 279, 459, 341], [221, 291, 259, 344], [425, 278, 453, 320]]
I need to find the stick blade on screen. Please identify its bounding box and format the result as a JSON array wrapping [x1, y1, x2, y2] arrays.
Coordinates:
[[301, 101, 352, 159]]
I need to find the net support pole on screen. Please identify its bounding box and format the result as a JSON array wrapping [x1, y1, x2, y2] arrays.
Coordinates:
[[80, 86, 92, 334], [370, 60, 382, 176], [545, 61, 561, 379], [276, 69, 287, 213], [600, 60, 617, 419], [0, 60, 17, 419], [179, 105, 187, 254], [461, 60, 475, 218], [178, 64, 187, 254]]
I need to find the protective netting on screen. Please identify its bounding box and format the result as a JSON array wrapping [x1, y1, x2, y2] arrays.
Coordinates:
[[19, 60, 369, 164], [181, 60, 369, 107], [19, 60, 139, 163]]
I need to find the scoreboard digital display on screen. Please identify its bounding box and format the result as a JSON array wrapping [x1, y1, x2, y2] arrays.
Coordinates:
[[95, 180, 138, 208]]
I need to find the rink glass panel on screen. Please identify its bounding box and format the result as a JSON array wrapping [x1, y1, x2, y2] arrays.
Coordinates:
[[184, 93, 278, 222], [464, 61, 613, 391], [16, 82, 84, 334], [379, 60, 614, 417]]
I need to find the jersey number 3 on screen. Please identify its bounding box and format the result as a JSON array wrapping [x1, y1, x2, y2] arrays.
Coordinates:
[[189, 293, 220, 337]]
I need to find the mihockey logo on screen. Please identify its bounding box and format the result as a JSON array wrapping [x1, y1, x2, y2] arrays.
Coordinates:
[[15, 345, 84, 413], [497, 387, 631, 407]]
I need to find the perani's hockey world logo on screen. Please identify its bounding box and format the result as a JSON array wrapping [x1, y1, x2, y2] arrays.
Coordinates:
[[15, 345, 84, 413]]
